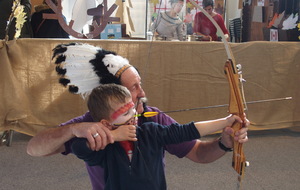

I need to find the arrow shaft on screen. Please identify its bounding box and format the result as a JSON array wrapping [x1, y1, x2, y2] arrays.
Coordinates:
[[162, 97, 292, 114]]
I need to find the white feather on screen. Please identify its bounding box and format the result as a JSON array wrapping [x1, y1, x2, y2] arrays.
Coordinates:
[[102, 54, 129, 75], [63, 59, 95, 70], [63, 43, 100, 57], [56, 43, 102, 95], [65, 70, 98, 80], [69, 78, 100, 94]]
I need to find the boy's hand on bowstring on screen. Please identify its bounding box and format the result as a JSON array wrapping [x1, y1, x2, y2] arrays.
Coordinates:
[[111, 125, 137, 142]]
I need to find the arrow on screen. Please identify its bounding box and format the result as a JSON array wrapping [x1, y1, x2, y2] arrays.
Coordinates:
[[136, 97, 292, 117]]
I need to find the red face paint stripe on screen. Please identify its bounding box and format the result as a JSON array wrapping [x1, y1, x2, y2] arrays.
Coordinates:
[[111, 101, 134, 120]]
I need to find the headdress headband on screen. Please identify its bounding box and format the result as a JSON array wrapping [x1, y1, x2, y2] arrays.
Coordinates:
[[52, 43, 132, 96]]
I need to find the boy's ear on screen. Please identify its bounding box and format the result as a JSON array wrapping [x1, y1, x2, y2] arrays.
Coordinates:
[[100, 119, 113, 130]]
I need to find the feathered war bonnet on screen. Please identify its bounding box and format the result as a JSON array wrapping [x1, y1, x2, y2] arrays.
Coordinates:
[[52, 43, 132, 97]]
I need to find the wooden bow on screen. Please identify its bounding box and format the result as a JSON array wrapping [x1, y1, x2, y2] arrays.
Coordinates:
[[224, 60, 247, 182], [189, 0, 248, 183]]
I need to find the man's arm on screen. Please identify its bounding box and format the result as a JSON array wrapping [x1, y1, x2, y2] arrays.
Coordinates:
[[27, 122, 114, 157], [27, 124, 72, 156]]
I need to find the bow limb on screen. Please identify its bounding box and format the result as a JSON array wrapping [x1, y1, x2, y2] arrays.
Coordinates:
[[189, 0, 233, 60], [189, 0, 247, 182]]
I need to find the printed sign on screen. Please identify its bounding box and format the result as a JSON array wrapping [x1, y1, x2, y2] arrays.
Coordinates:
[[270, 29, 278, 41]]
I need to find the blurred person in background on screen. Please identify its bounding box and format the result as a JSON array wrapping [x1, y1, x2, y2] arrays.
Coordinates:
[[150, 0, 185, 41], [31, 0, 69, 38], [193, 0, 229, 41]]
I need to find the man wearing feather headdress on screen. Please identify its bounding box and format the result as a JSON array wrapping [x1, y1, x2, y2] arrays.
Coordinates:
[[27, 43, 249, 190]]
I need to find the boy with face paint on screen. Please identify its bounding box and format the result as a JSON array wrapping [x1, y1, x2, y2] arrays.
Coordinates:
[[150, 0, 185, 41], [72, 84, 245, 190]]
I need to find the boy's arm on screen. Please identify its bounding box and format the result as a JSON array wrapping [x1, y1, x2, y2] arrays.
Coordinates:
[[153, 115, 240, 146], [195, 115, 242, 137], [72, 138, 103, 166]]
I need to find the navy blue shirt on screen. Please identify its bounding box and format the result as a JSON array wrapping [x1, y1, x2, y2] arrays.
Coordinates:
[[62, 106, 197, 190], [72, 121, 200, 190]]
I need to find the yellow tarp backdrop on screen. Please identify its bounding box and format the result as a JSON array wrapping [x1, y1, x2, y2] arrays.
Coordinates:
[[0, 39, 299, 136]]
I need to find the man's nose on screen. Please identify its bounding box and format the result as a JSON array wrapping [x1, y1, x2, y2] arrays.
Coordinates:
[[137, 86, 145, 98]]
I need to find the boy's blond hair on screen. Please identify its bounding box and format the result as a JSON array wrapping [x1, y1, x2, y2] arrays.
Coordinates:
[[87, 84, 132, 122]]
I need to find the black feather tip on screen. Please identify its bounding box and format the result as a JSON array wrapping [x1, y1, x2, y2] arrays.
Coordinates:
[[55, 55, 66, 64], [59, 78, 70, 87], [52, 43, 77, 59], [69, 85, 79, 93], [56, 66, 66, 75]]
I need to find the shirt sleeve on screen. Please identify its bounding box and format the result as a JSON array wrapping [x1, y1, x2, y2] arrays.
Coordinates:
[[71, 138, 103, 166], [216, 14, 229, 35], [60, 112, 94, 155], [150, 12, 162, 33], [146, 106, 197, 158], [152, 122, 201, 146], [193, 12, 202, 33], [176, 21, 184, 41]]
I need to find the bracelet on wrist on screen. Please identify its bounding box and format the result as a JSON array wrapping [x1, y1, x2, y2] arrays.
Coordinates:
[[218, 137, 233, 152]]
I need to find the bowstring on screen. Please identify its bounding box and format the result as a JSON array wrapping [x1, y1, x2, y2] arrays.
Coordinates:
[[142, 0, 163, 82], [189, 0, 248, 111], [189, 0, 232, 60], [189, 0, 247, 186], [144, 0, 248, 112], [239, 72, 248, 112]]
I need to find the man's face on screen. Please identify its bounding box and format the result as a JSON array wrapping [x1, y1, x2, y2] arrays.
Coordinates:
[[173, 1, 184, 13], [120, 67, 146, 114]]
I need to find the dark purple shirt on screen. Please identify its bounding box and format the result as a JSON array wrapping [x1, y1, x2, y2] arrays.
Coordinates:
[[61, 106, 196, 190]]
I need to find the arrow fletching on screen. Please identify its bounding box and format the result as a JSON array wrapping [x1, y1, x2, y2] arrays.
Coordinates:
[[135, 112, 159, 118]]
